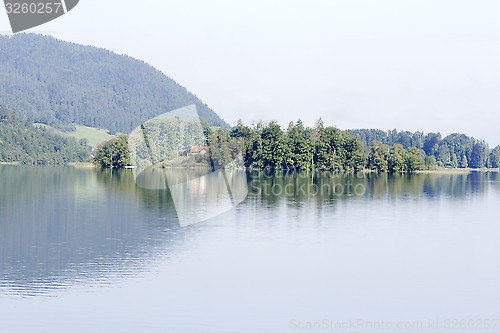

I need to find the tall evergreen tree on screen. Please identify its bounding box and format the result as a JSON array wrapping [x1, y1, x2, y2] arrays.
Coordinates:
[[470, 140, 488, 168], [490, 146, 500, 168], [260, 121, 285, 170], [287, 120, 314, 170]]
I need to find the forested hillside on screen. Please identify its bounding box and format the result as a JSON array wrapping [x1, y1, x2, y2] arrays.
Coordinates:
[[0, 34, 228, 134], [349, 129, 499, 169], [0, 106, 89, 164]]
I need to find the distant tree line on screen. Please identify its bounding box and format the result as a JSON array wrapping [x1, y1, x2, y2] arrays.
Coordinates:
[[209, 119, 500, 172], [0, 106, 90, 164], [87, 118, 500, 172], [349, 129, 499, 169]]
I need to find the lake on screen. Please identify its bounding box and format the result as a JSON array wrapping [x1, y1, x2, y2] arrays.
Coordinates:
[[0, 166, 499, 332]]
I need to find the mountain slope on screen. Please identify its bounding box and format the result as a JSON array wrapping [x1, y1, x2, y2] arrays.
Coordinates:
[[0, 34, 228, 134], [0, 105, 89, 164]]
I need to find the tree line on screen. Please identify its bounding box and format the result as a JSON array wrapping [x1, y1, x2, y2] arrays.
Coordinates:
[[200, 119, 500, 172], [349, 128, 499, 169], [93, 118, 500, 172], [212, 119, 435, 172]]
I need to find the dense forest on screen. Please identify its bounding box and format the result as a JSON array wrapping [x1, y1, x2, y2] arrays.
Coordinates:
[[349, 128, 498, 169], [94, 118, 500, 172], [228, 120, 500, 171], [0, 34, 229, 134], [0, 105, 89, 164], [222, 120, 428, 172]]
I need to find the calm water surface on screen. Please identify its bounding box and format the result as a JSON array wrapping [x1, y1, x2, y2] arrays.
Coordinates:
[[0, 166, 499, 332]]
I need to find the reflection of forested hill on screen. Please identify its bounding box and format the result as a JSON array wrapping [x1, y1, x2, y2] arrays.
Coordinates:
[[0, 166, 182, 296], [0, 34, 229, 133], [0, 166, 498, 296]]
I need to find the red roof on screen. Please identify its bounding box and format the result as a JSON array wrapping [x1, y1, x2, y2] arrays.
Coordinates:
[[190, 146, 209, 153]]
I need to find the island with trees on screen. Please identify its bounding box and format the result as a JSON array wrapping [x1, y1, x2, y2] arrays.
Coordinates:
[[92, 118, 500, 173]]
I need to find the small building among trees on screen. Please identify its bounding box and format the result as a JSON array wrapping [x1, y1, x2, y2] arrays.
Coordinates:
[[189, 146, 209, 155]]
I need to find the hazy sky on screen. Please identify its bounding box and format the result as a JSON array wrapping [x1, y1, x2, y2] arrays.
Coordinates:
[[1, 0, 499, 145]]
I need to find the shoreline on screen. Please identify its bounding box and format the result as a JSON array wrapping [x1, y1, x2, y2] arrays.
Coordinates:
[[415, 167, 500, 174], [69, 162, 97, 168], [1, 162, 499, 174]]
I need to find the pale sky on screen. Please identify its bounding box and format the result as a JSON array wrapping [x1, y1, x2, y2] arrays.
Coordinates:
[[1, 0, 499, 146]]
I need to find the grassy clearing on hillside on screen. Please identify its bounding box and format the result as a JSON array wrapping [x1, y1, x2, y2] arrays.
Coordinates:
[[71, 125, 115, 148], [34, 123, 115, 148]]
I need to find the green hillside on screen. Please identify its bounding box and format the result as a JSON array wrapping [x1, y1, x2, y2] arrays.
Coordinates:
[[0, 33, 229, 134], [71, 126, 115, 148], [0, 106, 89, 164], [34, 123, 115, 148]]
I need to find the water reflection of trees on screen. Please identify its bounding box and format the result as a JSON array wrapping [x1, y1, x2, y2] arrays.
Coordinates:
[[1, 166, 498, 296], [0, 165, 90, 209], [0, 166, 183, 296], [247, 171, 500, 207], [91, 168, 500, 209]]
